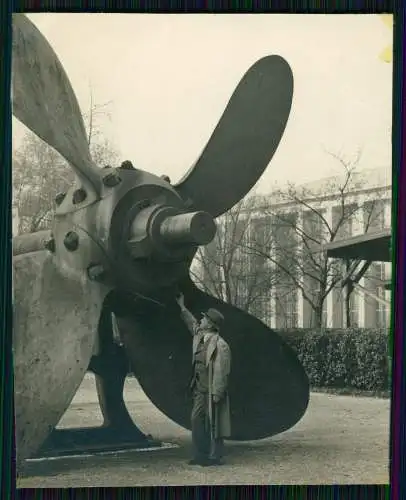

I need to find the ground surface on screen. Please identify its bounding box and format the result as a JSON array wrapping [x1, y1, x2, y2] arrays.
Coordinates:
[[18, 374, 390, 487]]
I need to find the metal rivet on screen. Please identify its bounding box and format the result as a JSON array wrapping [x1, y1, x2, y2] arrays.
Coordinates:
[[160, 175, 171, 183], [72, 188, 87, 204], [103, 172, 122, 187], [55, 192, 66, 206], [64, 231, 79, 252], [120, 160, 135, 170]]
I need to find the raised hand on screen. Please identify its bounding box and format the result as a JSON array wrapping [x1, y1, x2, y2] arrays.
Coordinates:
[[176, 293, 185, 308]]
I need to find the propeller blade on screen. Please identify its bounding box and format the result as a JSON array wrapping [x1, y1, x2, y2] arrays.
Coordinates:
[[13, 249, 107, 464], [175, 56, 294, 218], [12, 14, 102, 196], [117, 281, 309, 440]]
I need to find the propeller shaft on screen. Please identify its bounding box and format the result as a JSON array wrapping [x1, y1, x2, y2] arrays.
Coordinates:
[[159, 211, 216, 246], [127, 203, 217, 262]]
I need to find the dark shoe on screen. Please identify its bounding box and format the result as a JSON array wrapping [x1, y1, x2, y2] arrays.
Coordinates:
[[207, 458, 225, 466], [188, 458, 211, 466]]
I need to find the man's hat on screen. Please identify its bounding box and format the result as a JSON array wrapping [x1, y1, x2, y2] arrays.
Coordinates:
[[203, 308, 225, 329]]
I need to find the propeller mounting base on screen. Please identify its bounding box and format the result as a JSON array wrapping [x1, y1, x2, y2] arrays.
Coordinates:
[[31, 427, 161, 459]]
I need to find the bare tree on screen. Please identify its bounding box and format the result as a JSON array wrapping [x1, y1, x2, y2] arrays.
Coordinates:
[[242, 149, 389, 328], [82, 87, 118, 167], [191, 196, 283, 321], [194, 150, 389, 328], [12, 136, 74, 233], [13, 95, 119, 234]]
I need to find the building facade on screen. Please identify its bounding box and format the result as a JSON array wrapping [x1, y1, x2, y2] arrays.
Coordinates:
[[195, 167, 391, 330]]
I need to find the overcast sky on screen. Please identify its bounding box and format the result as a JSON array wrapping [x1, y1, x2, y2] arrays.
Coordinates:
[[13, 14, 393, 193]]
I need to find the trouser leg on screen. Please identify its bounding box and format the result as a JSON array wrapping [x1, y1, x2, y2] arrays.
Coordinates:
[[210, 438, 224, 460], [208, 404, 225, 460], [191, 391, 210, 459]]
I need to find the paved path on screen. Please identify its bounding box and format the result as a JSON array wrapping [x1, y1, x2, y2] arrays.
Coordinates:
[[18, 374, 390, 487]]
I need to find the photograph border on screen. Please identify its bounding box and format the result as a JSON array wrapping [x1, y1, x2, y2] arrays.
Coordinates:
[[1, 2, 402, 497]]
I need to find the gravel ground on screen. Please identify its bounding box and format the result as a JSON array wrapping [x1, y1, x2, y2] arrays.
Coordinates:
[[17, 374, 390, 487]]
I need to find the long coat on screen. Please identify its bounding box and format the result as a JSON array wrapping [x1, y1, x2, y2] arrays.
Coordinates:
[[190, 325, 232, 439], [206, 334, 232, 439]]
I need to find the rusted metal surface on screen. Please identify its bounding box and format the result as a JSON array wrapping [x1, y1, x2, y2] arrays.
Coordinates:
[[118, 280, 310, 441], [175, 55, 294, 218], [13, 251, 108, 465]]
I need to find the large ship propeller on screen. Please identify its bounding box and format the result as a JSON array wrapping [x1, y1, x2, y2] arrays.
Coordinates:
[[12, 14, 308, 464]]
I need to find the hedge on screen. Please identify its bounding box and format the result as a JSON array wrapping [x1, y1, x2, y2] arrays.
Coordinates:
[[279, 328, 390, 392]]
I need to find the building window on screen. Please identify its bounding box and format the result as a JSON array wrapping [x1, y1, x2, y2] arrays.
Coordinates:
[[376, 287, 390, 328], [373, 262, 389, 328], [275, 286, 298, 328], [244, 216, 274, 323], [349, 291, 359, 327], [301, 209, 328, 328], [272, 211, 299, 328], [364, 262, 389, 328]]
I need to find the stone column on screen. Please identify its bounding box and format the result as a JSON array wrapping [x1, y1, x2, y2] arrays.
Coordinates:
[[353, 201, 364, 328]]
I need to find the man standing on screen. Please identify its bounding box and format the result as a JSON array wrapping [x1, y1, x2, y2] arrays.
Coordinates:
[[176, 293, 231, 466]]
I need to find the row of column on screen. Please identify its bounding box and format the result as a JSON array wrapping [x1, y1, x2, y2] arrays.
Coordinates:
[[268, 198, 391, 329]]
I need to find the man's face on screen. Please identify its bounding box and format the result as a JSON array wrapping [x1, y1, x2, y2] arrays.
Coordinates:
[[200, 315, 210, 329]]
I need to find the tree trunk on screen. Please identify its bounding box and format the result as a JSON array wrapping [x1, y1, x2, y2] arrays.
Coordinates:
[[312, 305, 323, 329], [344, 282, 354, 328], [315, 287, 327, 329], [343, 260, 353, 328]]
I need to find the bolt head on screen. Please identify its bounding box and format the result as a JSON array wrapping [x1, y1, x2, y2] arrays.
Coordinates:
[[55, 192, 66, 206], [64, 231, 79, 252], [103, 172, 122, 187], [72, 188, 87, 204], [120, 160, 135, 170]]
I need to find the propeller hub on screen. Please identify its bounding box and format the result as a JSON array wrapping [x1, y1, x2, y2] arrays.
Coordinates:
[[127, 204, 216, 261]]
